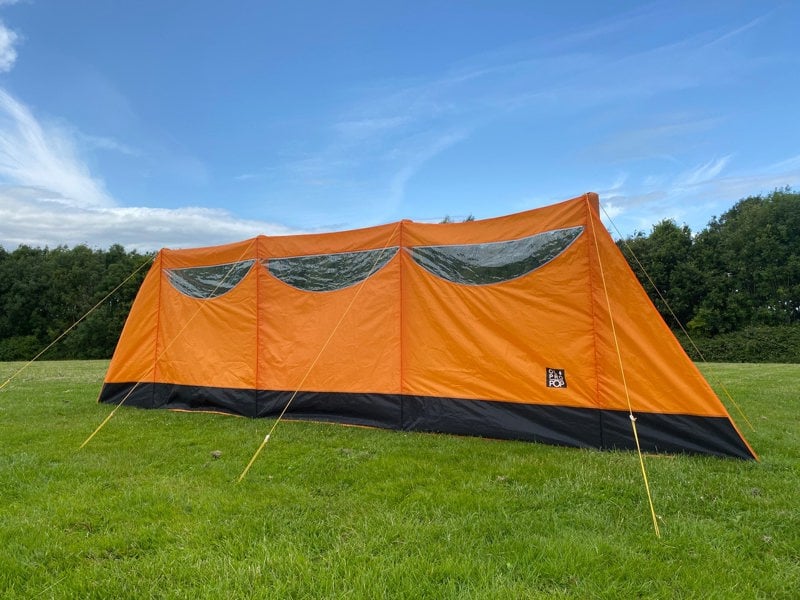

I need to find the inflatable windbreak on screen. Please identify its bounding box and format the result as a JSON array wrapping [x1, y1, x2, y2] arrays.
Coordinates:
[[99, 193, 756, 459]]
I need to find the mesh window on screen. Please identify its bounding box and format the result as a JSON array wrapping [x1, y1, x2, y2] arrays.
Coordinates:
[[410, 226, 583, 285], [267, 247, 398, 292], [165, 259, 255, 299]]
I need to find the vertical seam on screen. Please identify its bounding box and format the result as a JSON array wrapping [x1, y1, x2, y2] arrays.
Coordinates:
[[152, 252, 163, 406], [255, 238, 261, 418], [399, 220, 405, 430], [584, 196, 604, 448]]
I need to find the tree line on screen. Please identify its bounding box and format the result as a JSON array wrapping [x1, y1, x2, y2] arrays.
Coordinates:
[[618, 188, 800, 361], [0, 188, 797, 362], [0, 244, 152, 360]]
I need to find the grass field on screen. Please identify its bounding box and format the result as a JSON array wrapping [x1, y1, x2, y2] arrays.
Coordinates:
[[0, 361, 798, 599]]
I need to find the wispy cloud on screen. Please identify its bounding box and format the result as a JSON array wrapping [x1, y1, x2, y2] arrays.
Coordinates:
[[79, 132, 140, 157], [0, 88, 296, 250], [588, 114, 722, 164], [0, 89, 114, 207], [703, 12, 772, 48], [333, 116, 414, 141], [234, 172, 259, 182], [701, 155, 800, 202], [0, 18, 17, 72], [0, 4, 292, 250], [386, 129, 468, 207], [676, 155, 733, 187], [264, 4, 778, 228], [597, 153, 800, 236]]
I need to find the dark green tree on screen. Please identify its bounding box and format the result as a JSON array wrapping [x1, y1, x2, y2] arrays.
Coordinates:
[[690, 188, 800, 334], [619, 219, 699, 326], [0, 244, 152, 360], [619, 188, 800, 338]]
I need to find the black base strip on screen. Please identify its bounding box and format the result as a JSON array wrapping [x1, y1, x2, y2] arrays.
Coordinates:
[[98, 382, 755, 459]]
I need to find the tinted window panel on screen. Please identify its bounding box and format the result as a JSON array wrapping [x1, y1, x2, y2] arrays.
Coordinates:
[[166, 260, 255, 299], [267, 247, 398, 292], [410, 226, 583, 285]]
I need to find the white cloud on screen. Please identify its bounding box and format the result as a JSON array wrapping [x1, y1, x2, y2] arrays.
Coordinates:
[[589, 115, 722, 165], [0, 89, 114, 207], [598, 200, 625, 233], [703, 13, 771, 48], [0, 190, 297, 251], [79, 132, 140, 157], [676, 155, 733, 187], [698, 155, 800, 202], [333, 116, 413, 140], [386, 130, 468, 208], [593, 153, 800, 237], [0, 88, 297, 250], [0, 19, 18, 73]]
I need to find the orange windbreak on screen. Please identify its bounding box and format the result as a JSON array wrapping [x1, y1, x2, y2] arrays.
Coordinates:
[[105, 193, 731, 417]]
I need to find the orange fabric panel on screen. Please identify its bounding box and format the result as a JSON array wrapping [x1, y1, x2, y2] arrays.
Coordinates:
[[401, 236, 598, 406], [401, 193, 597, 406], [586, 209, 732, 418], [104, 254, 162, 383], [260, 222, 401, 258], [154, 263, 258, 389], [258, 254, 401, 394], [160, 237, 259, 269], [402, 194, 589, 247]]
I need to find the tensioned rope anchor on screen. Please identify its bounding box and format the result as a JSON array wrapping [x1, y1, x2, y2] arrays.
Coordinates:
[[629, 414, 661, 537], [237, 434, 270, 483]]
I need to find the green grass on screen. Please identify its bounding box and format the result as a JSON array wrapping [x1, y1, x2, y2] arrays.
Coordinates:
[[0, 361, 798, 599]]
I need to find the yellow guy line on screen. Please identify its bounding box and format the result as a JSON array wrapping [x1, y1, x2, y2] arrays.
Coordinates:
[[80, 240, 258, 449], [587, 197, 661, 538], [600, 204, 754, 431], [0, 256, 154, 395], [238, 222, 401, 483]]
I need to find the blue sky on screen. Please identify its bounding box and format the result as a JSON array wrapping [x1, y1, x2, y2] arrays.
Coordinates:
[[0, 0, 797, 251]]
